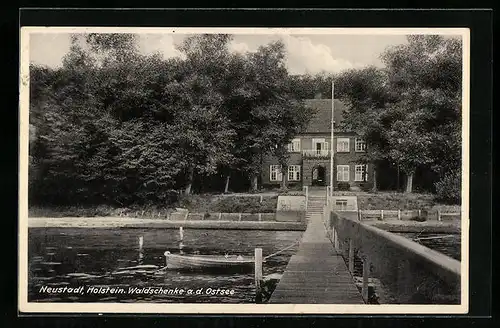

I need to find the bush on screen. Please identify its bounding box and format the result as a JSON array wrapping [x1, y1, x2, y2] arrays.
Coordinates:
[[337, 182, 351, 191], [212, 196, 277, 213], [435, 171, 461, 204], [359, 182, 373, 192]]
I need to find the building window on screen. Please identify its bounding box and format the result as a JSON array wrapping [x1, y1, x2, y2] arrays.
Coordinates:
[[287, 138, 301, 152], [270, 165, 282, 182], [355, 164, 368, 182], [355, 138, 366, 152], [335, 199, 348, 211], [337, 165, 350, 182], [337, 138, 350, 152], [288, 165, 301, 181]]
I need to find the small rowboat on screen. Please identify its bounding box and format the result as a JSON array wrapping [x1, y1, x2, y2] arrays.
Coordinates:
[[164, 251, 259, 271]]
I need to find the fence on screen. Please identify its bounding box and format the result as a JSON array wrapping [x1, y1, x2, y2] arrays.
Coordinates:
[[358, 209, 461, 221], [167, 212, 277, 222], [323, 209, 461, 304]]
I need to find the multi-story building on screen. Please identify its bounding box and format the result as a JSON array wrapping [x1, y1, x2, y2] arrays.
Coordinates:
[[261, 96, 373, 190]]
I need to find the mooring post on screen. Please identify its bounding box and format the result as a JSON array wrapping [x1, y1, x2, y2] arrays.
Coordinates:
[[398, 209, 401, 220], [334, 229, 340, 251], [348, 239, 355, 273], [179, 227, 184, 241], [254, 248, 263, 302], [437, 210, 441, 221], [362, 256, 370, 303], [138, 236, 144, 264], [380, 209, 384, 220]]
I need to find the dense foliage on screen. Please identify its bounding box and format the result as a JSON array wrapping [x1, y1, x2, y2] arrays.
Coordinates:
[[336, 35, 462, 199], [29, 34, 463, 206], [29, 34, 313, 206]]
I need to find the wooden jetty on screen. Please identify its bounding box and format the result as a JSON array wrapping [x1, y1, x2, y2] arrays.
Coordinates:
[[269, 194, 363, 304]]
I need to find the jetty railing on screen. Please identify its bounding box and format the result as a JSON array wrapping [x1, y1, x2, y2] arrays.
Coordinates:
[[324, 210, 461, 304]]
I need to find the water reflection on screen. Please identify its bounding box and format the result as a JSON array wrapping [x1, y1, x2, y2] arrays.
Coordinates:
[[28, 228, 301, 303]]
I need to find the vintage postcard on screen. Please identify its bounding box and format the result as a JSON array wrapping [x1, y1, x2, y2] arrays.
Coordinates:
[[19, 26, 470, 314]]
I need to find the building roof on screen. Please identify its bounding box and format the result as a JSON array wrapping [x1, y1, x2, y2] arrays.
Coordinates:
[[303, 99, 347, 133]]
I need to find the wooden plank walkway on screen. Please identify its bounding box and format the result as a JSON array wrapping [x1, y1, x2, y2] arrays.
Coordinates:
[[269, 211, 364, 304]]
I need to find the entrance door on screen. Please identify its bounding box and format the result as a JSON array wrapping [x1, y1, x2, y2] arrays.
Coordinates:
[[312, 166, 326, 186]]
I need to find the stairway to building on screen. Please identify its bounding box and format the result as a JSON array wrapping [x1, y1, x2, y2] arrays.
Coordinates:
[[306, 195, 327, 220]]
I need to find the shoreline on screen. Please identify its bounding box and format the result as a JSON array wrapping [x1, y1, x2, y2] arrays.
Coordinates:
[[28, 217, 307, 231], [367, 220, 461, 233], [27, 217, 460, 233]]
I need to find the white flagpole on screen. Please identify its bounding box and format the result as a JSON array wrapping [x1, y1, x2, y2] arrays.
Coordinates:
[[330, 80, 334, 197]]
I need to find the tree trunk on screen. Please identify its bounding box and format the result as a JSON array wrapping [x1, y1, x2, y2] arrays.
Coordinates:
[[250, 174, 258, 192], [184, 166, 194, 195], [405, 172, 414, 193], [224, 174, 230, 193], [372, 167, 378, 192]]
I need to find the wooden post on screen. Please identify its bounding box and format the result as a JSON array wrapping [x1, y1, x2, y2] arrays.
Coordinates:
[[239, 213, 242, 221], [259, 195, 263, 203], [437, 210, 441, 221], [333, 229, 340, 251], [138, 236, 144, 250], [348, 239, 355, 273], [258, 213, 262, 221], [358, 209, 361, 221], [380, 209, 384, 220], [398, 209, 401, 220], [254, 248, 263, 303], [418, 209, 421, 218], [362, 256, 370, 303], [218, 212, 222, 220], [179, 227, 184, 241]]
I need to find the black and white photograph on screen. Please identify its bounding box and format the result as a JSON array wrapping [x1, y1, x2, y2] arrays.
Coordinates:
[[19, 27, 469, 314]]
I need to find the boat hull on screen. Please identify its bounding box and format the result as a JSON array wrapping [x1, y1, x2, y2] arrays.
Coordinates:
[[164, 252, 256, 271]]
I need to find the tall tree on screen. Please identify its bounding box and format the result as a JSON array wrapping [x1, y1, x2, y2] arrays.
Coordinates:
[[339, 36, 462, 193], [241, 41, 312, 191], [336, 66, 393, 191], [381, 35, 462, 192], [174, 34, 236, 194]]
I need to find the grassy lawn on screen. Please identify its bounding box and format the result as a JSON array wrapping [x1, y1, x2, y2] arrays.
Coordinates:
[[333, 191, 460, 213], [29, 193, 280, 218]]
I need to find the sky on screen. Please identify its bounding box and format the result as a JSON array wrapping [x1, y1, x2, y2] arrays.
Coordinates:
[[30, 33, 411, 75]]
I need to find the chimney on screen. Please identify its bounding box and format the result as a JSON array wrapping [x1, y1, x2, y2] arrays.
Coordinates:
[[314, 92, 322, 99]]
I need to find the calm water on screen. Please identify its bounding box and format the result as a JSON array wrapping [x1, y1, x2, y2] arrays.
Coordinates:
[[398, 232, 461, 261], [28, 228, 302, 303]]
